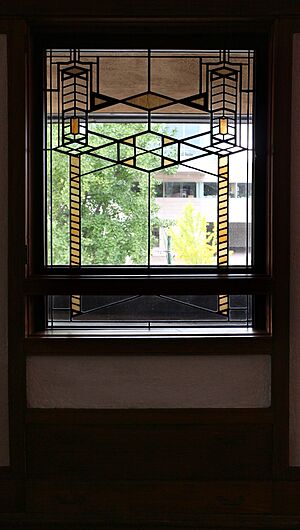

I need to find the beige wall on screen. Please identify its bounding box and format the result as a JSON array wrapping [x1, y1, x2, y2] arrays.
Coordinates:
[[0, 34, 9, 466], [27, 355, 271, 408]]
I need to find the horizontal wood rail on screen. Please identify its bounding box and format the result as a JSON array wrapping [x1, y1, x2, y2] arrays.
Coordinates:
[[24, 335, 273, 355], [26, 408, 273, 424], [24, 274, 272, 295]]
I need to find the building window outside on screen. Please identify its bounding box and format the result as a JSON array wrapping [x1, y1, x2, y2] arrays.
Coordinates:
[[203, 182, 218, 197], [164, 182, 197, 198], [237, 183, 252, 197]]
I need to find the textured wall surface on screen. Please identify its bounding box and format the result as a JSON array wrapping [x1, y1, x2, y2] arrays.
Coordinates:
[[27, 355, 271, 408], [0, 34, 9, 466], [290, 33, 300, 466]]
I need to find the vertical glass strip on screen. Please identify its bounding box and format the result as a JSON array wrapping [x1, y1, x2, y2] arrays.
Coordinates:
[[70, 155, 81, 317], [70, 155, 81, 268], [217, 155, 229, 267], [217, 155, 229, 315]]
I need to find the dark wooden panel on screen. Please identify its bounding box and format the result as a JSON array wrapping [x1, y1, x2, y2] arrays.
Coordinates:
[[0, 477, 23, 512], [26, 480, 272, 516], [26, 408, 273, 425], [271, 18, 293, 479], [1, 0, 300, 18], [273, 481, 300, 514], [26, 422, 272, 480], [7, 19, 28, 477], [4, 514, 300, 530]]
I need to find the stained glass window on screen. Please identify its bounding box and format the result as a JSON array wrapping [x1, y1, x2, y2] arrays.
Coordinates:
[[47, 294, 253, 332], [45, 48, 255, 328]]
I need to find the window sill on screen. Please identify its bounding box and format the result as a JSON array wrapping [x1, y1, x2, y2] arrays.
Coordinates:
[[23, 331, 272, 355]]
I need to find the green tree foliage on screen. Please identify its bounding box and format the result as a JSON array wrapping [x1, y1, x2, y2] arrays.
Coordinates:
[[49, 123, 176, 265], [168, 203, 216, 265]]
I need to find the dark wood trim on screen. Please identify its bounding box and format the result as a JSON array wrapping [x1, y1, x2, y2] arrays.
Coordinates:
[[26, 479, 273, 516], [24, 274, 272, 295], [26, 408, 273, 425], [0, 467, 10, 477], [3, 514, 300, 529], [271, 18, 293, 479], [273, 480, 300, 514], [0, 21, 11, 33], [7, 19, 28, 484], [284, 467, 300, 480], [23, 334, 273, 355], [0, 22, 27, 514], [0, 21, 11, 480], [2, 516, 300, 530], [29, 20, 271, 65], [1, 0, 300, 18], [276, 17, 300, 481], [0, 477, 23, 513]]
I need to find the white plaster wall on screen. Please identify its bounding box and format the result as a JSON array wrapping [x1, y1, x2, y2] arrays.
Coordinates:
[[0, 35, 9, 466], [27, 355, 271, 408], [290, 33, 300, 466]]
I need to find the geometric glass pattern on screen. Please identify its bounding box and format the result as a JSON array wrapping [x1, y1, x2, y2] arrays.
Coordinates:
[[47, 294, 253, 331], [45, 49, 254, 321]]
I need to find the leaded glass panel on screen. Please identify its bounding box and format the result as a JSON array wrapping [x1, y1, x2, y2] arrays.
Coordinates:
[[45, 49, 254, 270], [45, 48, 254, 325]]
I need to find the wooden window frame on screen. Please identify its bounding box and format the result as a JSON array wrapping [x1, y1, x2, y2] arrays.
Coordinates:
[[24, 21, 271, 350]]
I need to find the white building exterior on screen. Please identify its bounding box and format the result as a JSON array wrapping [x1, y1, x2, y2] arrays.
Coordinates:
[[152, 123, 252, 265]]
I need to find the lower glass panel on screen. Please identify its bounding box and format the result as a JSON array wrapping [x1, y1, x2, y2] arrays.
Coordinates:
[[47, 294, 253, 330]]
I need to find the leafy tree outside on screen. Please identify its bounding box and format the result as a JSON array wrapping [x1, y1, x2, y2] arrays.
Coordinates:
[[168, 203, 216, 265], [49, 123, 216, 267], [49, 122, 176, 265]]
